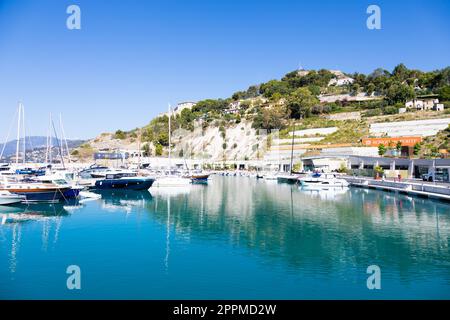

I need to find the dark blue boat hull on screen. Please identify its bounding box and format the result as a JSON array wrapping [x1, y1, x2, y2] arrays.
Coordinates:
[[191, 177, 209, 184], [14, 189, 68, 202], [63, 188, 82, 199], [94, 178, 155, 191]]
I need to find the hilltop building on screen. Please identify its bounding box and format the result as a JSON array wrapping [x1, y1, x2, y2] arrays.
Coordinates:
[[173, 101, 196, 115]]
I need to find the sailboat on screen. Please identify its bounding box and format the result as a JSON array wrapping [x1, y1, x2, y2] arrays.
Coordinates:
[[153, 104, 192, 187]]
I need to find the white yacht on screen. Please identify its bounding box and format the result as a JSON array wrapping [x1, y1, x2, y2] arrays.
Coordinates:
[[298, 173, 349, 189]]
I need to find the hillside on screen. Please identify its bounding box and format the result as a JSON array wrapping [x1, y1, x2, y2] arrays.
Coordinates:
[[72, 64, 450, 162], [0, 136, 84, 162]]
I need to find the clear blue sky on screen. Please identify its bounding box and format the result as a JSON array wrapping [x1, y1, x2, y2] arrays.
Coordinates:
[[0, 0, 449, 139]]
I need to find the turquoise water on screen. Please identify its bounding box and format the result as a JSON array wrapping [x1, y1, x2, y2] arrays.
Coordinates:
[[0, 176, 449, 299]]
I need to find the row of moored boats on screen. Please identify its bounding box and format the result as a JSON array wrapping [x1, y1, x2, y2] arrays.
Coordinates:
[[0, 163, 211, 205]]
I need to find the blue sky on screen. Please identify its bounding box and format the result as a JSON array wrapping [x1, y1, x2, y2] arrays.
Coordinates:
[[0, 0, 449, 139]]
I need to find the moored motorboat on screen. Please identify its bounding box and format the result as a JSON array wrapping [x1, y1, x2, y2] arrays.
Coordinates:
[[0, 179, 70, 203], [276, 174, 299, 184], [189, 174, 210, 184], [32, 173, 84, 199], [298, 173, 349, 189], [93, 172, 155, 190]]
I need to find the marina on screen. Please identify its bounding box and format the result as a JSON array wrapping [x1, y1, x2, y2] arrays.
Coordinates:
[[0, 1, 449, 304]]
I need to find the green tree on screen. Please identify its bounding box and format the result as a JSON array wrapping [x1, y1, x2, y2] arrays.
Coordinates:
[[155, 143, 163, 156], [142, 143, 151, 157], [286, 88, 319, 119], [392, 63, 409, 81], [114, 130, 126, 140], [350, 83, 360, 96], [259, 104, 288, 130], [396, 141, 402, 153], [259, 80, 291, 98], [366, 83, 376, 95], [413, 142, 421, 156], [378, 144, 386, 156], [308, 85, 321, 96], [438, 85, 450, 101], [385, 83, 415, 104], [156, 131, 169, 146]]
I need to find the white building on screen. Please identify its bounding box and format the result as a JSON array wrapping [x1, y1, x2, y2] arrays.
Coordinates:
[[173, 101, 196, 115], [327, 70, 355, 86], [405, 98, 444, 111], [328, 77, 355, 86]]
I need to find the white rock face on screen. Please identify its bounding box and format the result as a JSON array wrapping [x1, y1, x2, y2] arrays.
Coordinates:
[[172, 120, 264, 161]]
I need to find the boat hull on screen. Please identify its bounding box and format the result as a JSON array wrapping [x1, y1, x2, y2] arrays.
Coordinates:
[[94, 178, 155, 191], [190, 174, 210, 184], [154, 177, 192, 187], [277, 176, 299, 184], [299, 180, 349, 189], [3, 188, 69, 203], [63, 187, 82, 199], [0, 197, 24, 205]]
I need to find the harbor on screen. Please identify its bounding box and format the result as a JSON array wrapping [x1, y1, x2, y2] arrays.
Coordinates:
[[1, 0, 449, 303]]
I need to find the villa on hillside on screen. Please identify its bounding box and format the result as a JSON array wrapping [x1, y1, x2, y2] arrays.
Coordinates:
[[173, 101, 197, 114], [328, 70, 354, 86], [405, 97, 444, 111]]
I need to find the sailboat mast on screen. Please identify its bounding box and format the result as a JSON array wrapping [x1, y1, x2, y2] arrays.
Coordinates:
[[290, 120, 295, 175], [52, 119, 65, 169], [15, 102, 21, 165], [138, 128, 142, 171], [168, 103, 171, 168], [60, 114, 71, 164], [22, 103, 26, 164], [49, 113, 53, 164], [45, 117, 50, 164]]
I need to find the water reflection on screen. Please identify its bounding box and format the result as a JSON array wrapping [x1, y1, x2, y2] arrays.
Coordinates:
[[97, 190, 151, 214], [145, 177, 450, 279], [1, 176, 449, 296], [0, 202, 71, 274]]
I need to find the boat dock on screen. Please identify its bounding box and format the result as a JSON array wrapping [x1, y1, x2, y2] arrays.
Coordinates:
[[344, 176, 450, 202]]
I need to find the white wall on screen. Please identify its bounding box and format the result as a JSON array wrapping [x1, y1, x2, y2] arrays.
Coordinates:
[[370, 118, 450, 137]]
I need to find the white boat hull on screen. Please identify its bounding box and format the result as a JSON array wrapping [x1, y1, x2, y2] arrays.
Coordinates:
[[153, 177, 192, 187], [0, 192, 25, 205], [299, 175, 349, 189], [301, 183, 349, 190]]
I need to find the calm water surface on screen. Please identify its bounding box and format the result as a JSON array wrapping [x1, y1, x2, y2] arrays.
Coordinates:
[[0, 176, 449, 299]]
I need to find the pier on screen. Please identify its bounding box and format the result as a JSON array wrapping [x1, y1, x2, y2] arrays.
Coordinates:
[[344, 176, 450, 202]]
